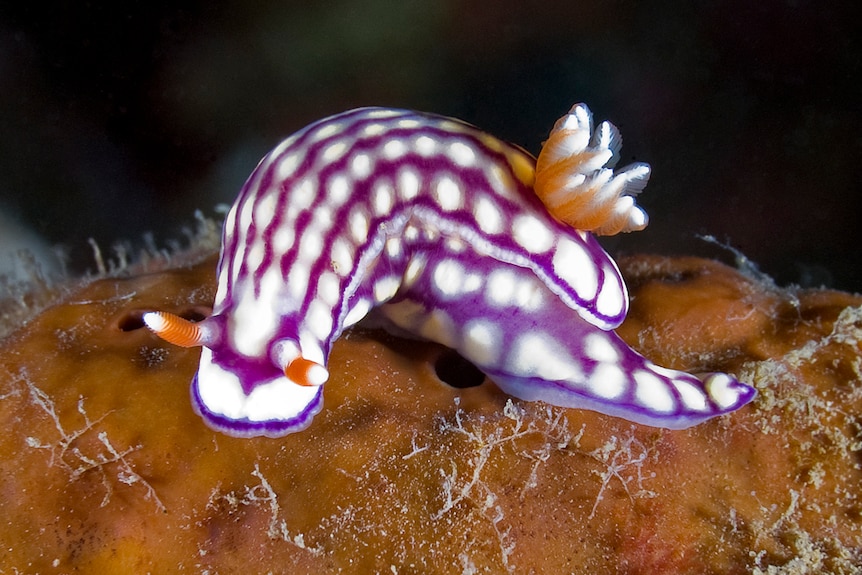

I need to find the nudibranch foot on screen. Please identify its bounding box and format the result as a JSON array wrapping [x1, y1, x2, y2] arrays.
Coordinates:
[[142, 104, 756, 437]]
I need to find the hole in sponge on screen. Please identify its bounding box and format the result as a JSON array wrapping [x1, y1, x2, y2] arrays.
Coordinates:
[[117, 310, 146, 331], [178, 305, 212, 323], [433, 349, 485, 388]]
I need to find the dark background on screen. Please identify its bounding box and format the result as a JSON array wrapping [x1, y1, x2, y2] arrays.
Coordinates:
[[1, 0, 859, 291]]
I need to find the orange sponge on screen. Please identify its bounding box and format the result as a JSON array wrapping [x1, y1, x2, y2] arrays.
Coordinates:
[[1, 253, 859, 572]]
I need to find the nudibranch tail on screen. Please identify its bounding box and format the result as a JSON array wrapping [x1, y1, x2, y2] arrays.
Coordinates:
[[490, 367, 757, 430], [143, 311, 210, 348], [534, 103, 650, 236]]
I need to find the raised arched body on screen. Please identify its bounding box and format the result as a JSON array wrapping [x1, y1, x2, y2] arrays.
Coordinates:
[[145, 105, 756, 437]]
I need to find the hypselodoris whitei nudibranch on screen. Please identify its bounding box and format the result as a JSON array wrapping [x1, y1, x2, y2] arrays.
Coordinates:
[[143, 104, 756, 438]]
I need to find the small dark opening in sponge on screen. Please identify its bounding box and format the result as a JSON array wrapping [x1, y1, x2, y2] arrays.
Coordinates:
[[433, 349, 485, 388], [117, 310, 146, 331], [178, 306, 211, 323]]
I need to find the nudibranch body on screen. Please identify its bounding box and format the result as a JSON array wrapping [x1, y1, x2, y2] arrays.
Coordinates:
[[144, 105, 756, 437]]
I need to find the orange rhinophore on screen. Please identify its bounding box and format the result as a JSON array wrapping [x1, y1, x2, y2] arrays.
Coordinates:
[[285, 357, 329, 387], [143, 311, 207, 348]]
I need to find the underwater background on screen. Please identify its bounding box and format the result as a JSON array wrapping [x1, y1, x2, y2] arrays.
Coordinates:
[[1, 0, 859, 291]]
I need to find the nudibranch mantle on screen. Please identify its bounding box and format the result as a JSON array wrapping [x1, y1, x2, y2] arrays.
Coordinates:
[[144, 104, 756, 437]]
